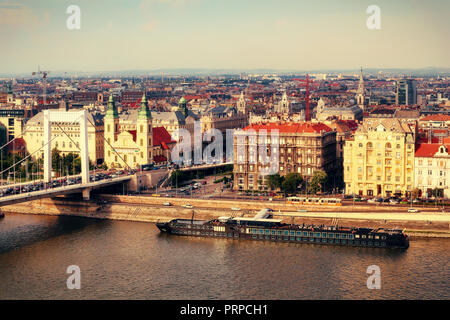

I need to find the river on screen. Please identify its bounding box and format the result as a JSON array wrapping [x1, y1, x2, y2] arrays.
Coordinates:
[[0, 213, 448, 299]]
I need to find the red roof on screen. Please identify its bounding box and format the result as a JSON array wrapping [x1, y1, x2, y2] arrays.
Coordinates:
[[420, 115, 450, 122], [243, 122, 332, 134], [7, 137, 26, 152], [153, 155, 167, 163], [415, 143, 450, 157], [152, 127, 175, 148], [127, 130, 137, 142]]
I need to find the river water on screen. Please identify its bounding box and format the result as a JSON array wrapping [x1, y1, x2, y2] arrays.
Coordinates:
[[0, 213, 448, 300]]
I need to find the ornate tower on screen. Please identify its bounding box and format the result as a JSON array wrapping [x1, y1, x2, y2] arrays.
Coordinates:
[[7, 81, 14, 103], [137, 92, 153, 165], [356, 67, 366, 111], [237, 91, 247, 115], [104, 94, 119, 165], [279, 91, 290, 115], [178, 96, 188, 118]]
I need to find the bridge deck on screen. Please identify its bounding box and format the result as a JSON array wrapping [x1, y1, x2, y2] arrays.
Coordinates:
[[0, 176, 131, 207]]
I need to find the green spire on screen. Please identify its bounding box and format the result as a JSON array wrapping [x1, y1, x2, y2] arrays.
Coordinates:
[[7, 82, 12, 95], [138, 92, 151, 119], [178, 96, 188, 117], [105, 94, 118, 119]]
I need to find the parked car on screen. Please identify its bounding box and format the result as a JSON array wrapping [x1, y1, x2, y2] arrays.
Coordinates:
[[183, 204, 194, 208], [389, 199, 400, 204], [163, 202, 172, 206], [297, 209, 308, 213], [408, 208, 419, 213], [231, 207, 241, 211]]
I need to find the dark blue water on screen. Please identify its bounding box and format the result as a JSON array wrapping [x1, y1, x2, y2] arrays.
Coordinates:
[[0, 213, 448, 299]]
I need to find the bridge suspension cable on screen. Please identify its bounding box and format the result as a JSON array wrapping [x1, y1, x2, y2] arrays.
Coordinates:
[[85, 117, 133, 171]]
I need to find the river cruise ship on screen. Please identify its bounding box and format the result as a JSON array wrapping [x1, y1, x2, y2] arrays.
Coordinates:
[[156, 209, 409, 249]]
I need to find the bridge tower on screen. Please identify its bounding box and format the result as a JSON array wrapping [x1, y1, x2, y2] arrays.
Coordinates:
[[43, 109, 90, 197]]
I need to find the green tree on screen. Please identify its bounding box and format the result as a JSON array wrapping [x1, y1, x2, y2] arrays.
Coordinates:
[[170, 170, 187, 187], [281, 173, 304, 194], [266, 173, 283, 191], [309, 170, 327, 194]]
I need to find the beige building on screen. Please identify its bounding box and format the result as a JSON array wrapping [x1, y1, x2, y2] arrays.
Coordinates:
[[233, 122, 337, 191], [343, 118, 416, 197], [23, 110, 104, 164]]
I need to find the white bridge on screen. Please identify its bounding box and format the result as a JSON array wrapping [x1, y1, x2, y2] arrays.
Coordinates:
[[0, 175, 131, 207], [0, 110, 132, 207]]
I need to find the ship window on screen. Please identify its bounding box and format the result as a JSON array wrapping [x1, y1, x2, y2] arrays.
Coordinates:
[[315, 232, 321, 237], [375, 235, 380, 240], [341, 234, 347, 239], [259, 230, 264, 234], [277, 231, 282, 235], [265, 230, 270, 235], [348, 234, 354, 240], [355, 234, 360, 239], [328, 233, 334, 238], [284, 231, 289, 236], [303, 232, 308, 236], [368, 235, 373, 239], [271, 230, 276, 235], [381, 236, 386, 240], [290, 231, 295, 236], [322, 232, 327, 238], [296, 231, 301, 236], [335, 234, 340, 239], [309, 232, 313, 237], [361, 235, 367, 239]]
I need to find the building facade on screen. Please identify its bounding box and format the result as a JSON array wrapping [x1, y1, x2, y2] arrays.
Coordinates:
[[414, 143, 450, 198], [395, 79, 417, 106], [233, 122, 337, 191], [343, 118, 416, 197], [23, 110, 104, 164], [103, 94, 175, 169]]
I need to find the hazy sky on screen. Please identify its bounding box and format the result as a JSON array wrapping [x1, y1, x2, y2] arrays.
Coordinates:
[[0, 0, 449, 74]]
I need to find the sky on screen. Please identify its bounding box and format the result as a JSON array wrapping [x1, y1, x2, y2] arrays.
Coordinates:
[[0, 0, 449, 74]]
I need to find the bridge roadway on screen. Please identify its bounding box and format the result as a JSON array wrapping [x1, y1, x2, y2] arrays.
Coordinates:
[[0, 175, 132, 207]]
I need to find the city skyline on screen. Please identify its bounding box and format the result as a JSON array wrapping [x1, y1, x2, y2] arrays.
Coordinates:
[[0, 0, 449, 75]]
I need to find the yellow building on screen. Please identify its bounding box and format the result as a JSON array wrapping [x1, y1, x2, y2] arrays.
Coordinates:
[[343, 118, 416, 197], [0, 110, 24, 142], [104, 93, 153, 169], [23, 110, 104, 164]]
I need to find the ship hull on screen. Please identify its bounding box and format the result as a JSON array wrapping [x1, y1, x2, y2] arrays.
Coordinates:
[[156, 220, 409, 249]]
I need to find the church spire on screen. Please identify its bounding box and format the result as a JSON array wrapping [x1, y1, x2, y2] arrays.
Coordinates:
[[138, 92, 151, 119], [356, 67, 366, 110], [105, 94, 118, 118]]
